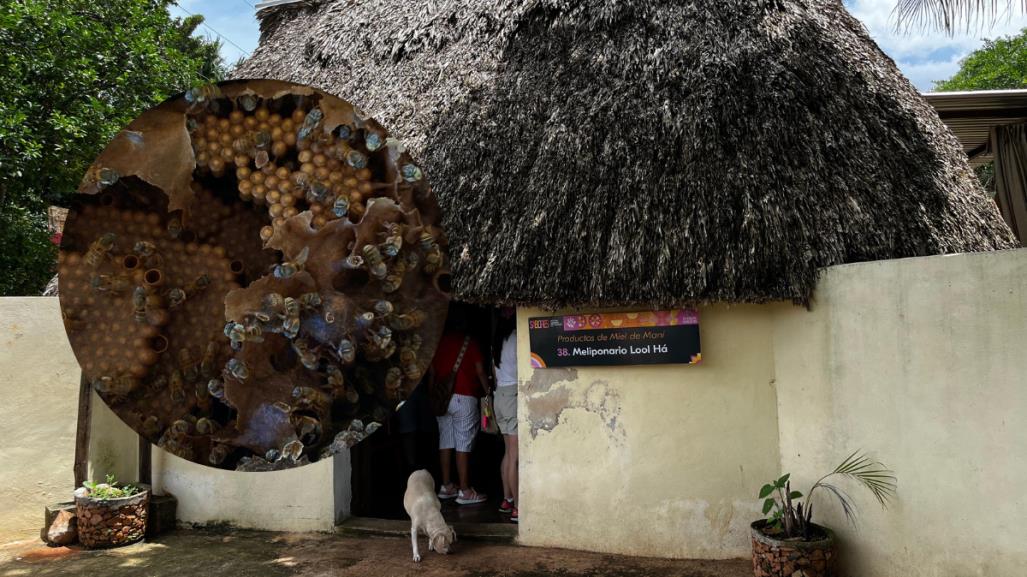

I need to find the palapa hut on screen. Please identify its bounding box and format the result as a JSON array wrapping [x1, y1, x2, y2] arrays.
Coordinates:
[[237, 0, 1016, 308], [235, 0, 1021, 564]]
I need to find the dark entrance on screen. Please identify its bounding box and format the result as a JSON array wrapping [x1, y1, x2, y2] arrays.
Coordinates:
[[349, 302, 508, 525]]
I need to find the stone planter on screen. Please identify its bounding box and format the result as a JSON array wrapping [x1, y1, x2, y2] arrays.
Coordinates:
[[751, 520, 835, 577], [75, 485, 149, 548]]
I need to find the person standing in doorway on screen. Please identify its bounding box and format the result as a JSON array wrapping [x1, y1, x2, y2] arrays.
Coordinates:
[[429, 313, 489, 505], [493, 308, 519, 523]]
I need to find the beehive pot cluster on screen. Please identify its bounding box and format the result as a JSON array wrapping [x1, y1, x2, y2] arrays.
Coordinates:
[[59, 80, 449, 470]]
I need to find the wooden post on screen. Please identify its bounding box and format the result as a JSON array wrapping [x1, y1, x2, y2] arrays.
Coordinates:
[[73, 375, 92, 488], [138, 435, 152, 485]]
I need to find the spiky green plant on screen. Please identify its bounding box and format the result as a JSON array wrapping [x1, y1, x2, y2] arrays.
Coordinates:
[[82, 473, 140, 501], [758, 451, 897, 540]]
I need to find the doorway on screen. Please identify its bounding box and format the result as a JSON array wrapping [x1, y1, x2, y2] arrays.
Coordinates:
[[349, 302, 512, 527]]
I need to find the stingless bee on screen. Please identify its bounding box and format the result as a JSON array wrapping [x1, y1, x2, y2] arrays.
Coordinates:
[[306, 181, 330, 204], [178, 348, 200, 382], [292, 415, 322, 444], [282, 439, 305, 462], [90, 273, 130, 294], [133, 241, 157, 257], [336, 338, 356, 364], [282, 297, 301, 339], [291, 339, 319, 370], [399, 347, 420, 379], [84, 233, 117, 269], [196, 417, 221, 435], [132, 286, 148, 323], [226, 358, 249, 380], [419, 231, 442, 273], [169, 369, 186, 402], [361, 244, 387, 280], [291, 386, 330, 413], [273, 246, 310, 279], [332, 196, 350, 218], [167, 214, 183, 239], [384, 367, 403, 393], [400, 163, 423, 182], [299, 292, 322, 309], [389, 309, 426, 331], [326, 365, 345, 395], [167, 287, 187, 308], [207, 378, 226, 400], [373, 299, 394, 317], [184, 273, 211, 297], [382, 259, 407, 293], [208, 443, 231, 465], [200, 341, 219, 378]]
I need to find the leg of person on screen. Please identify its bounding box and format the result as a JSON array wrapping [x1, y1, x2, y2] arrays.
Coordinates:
[[500, 440, 511, 502], [436, 411, 457, 499], [505, 433, 519, 503], [452, 394, 486, 505], [495, 386, 519, 519]]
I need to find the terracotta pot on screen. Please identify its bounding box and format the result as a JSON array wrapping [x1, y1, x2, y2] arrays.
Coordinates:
[[75, 485, 149, 548], [750, 519, 835, 577]]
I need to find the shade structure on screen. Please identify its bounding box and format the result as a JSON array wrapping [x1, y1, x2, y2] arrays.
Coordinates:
[[237, 0, 1018, 307]]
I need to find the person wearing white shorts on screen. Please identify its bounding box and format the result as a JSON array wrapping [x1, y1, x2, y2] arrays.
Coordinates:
[[431, 321, 489, 506], [437, 393, 479, 453], [493, 309, 519, 523]]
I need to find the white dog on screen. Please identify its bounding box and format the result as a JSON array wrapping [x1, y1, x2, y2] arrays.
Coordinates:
[[403, 469, 457, 562]]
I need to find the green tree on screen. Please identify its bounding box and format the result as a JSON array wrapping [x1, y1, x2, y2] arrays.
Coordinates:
[[0, 0, 224, 295], [934, 28, 1027, 91]]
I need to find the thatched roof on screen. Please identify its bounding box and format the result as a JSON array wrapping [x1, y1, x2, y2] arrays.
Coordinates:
[[236, 0, 1018, 307]]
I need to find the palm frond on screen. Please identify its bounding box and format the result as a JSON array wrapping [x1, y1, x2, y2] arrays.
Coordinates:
[[894, 0, 1027, 34], [816, 483, 858, 527], [830, 451, 898, 507], [805, 451, 897, 529]]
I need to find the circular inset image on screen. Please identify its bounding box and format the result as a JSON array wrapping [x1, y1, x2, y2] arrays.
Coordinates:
[[58, 80, 450, 470]]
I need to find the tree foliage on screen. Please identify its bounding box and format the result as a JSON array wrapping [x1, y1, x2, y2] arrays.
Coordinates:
[[0, 0, 225, 295], [935, 28, 1027, 91]]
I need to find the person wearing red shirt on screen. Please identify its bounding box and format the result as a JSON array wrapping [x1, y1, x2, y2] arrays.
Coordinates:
[[429, 321, 489, 505]]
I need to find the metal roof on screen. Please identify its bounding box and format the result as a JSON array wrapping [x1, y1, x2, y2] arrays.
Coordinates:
[[925, 89, 1027, 165]]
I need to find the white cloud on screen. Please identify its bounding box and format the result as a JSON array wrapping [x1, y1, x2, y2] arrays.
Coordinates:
[[168, 1, 260, 66], [846, 0, 1027, 89], [169, 1, 1024, 90]]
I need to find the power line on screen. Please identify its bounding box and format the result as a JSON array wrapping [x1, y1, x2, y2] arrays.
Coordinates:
[[236, 0, 256, 9], [171, 2, 252, 57]]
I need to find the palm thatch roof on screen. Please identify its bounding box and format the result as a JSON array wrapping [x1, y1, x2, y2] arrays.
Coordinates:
[[236, 0, 1018, 307]]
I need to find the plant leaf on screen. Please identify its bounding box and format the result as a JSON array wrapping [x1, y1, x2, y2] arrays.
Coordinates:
[[776, 473, 790, 487], [789, 491, 803, 499], [763, 498, 775, 514], [759, 484, 775, 499]]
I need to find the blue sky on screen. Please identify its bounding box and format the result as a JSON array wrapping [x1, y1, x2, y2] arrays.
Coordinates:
[[169, 0, 1026, 92]]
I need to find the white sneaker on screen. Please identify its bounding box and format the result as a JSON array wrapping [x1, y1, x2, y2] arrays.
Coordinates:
[[456, 489, 487, 505]]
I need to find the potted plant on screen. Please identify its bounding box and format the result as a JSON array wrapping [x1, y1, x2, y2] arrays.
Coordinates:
[[74, 474, 149, 548], [752, 452, 896, 577]]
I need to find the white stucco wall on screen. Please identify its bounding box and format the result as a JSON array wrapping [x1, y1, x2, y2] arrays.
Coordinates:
[[516, 304, 782, 559], [0, 297, 347, 537], [89, 398, 347, 532], [773, 248, 1027, 577], [0, 298, 79, 542], [3, 248, 1026, 573]]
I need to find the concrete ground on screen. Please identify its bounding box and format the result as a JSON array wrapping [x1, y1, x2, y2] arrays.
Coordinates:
[[0, 527, 750, 577]]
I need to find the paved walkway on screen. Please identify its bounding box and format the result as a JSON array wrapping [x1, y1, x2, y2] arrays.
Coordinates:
[[0, 528, 750, 577]]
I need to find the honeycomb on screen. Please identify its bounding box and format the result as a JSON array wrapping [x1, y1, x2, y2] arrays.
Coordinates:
[[59, 80, 449, 470]]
